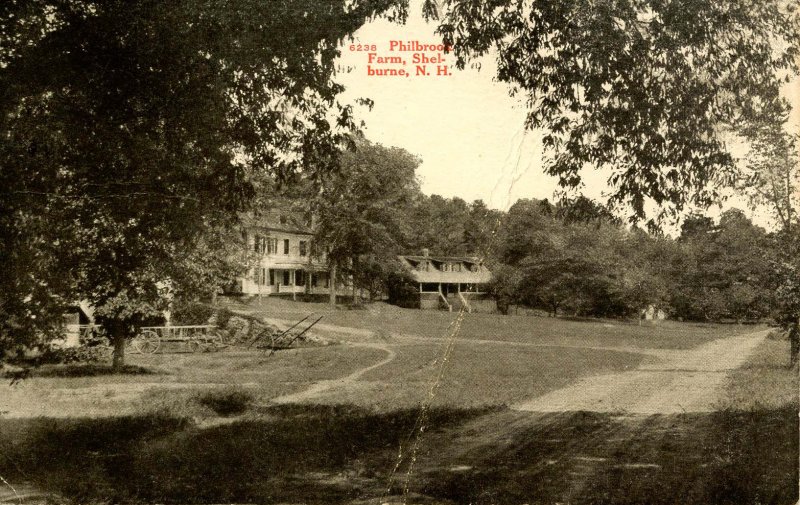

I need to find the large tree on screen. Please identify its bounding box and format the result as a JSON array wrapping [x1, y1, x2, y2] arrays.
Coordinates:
[[0, 0, 406, 366], [313, 138, 421, 305], [425, 0, 798, 227]]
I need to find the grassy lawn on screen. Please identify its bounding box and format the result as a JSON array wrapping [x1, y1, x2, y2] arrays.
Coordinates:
[[2, 337, 646, 416], [719, 336, 799, 410], [310, 342, 644, 409], [0, 346, 388, 418], [0, 303, 790, 504], [0, 405, 493, 504], [2, 402, 794, 504], [231, 297, 760, 350]]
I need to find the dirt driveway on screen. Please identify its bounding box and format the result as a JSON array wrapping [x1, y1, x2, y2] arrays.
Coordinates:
[[514, 329, 768, 414], [401, 329, 784, 504]]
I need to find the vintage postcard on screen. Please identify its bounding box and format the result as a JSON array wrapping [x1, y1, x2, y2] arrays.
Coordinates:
[[0, 1, 798, 504]]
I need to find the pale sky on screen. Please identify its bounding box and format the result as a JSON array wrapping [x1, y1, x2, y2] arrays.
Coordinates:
[[335, 4, 795, 230]]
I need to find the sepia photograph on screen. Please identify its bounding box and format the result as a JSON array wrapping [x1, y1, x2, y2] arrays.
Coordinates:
[[1, 0, 798, 503]]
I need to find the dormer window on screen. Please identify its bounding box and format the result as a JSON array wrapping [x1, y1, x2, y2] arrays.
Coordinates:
[[279, 215, 288, 225]]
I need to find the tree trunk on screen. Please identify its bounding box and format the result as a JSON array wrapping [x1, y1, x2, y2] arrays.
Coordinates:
[[790, 320, 799, 368], [329, 263, 337, 307], [112, 333, 126, 369], [351, 257, 360, 306]]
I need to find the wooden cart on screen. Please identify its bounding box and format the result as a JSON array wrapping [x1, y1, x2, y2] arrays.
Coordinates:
[[133, 325, 225, 354]]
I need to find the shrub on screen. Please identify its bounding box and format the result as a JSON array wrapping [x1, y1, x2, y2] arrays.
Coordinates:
[[171, 301, 215, 325], [215, 307, 235, 329], [33, 344, 108, 365], [195, 387, 253, 416], [224, 316, 251, 344], [387, 270, 419, 309]]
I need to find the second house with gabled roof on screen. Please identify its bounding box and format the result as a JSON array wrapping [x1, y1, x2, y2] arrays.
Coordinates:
[[397, 249, 493, 312]]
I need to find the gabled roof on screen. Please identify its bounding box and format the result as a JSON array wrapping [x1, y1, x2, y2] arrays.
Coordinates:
[[398, 254, 492, 284], [241, 208, 313, 235]]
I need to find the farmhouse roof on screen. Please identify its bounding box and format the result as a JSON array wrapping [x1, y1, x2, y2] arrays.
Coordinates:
[[241, 207, 313, 235], [397, 253, 492, 284]]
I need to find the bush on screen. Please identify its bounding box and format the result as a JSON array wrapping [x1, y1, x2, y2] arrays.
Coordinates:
[[224, 316, 251, 344], [171, 301, 215, 325], [215, 307, 235, 329], [387, 270, 419, 309], [195, 387, 253, 416], [34, 344, 108, 365]]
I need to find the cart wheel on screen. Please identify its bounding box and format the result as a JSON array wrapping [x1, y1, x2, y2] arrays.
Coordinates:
[[133, 330, 161, 354], [188, 340, 202, 353]]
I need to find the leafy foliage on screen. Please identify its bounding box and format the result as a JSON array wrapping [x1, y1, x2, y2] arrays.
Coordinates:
[[387, 269, 421, 309], [488, 199, 776, 321], [171, 301, 216, 326], [425, 0, 799, 226], [0, 0, 406, 363], [313, 137, 421, 300]]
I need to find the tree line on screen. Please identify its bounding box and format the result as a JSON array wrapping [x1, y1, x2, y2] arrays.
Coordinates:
[[314, 143, 782, 323]]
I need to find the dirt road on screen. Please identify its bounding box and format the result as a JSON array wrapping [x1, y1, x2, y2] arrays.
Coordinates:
[[514, 329, 768, 414], [404, 330, 779, 504]]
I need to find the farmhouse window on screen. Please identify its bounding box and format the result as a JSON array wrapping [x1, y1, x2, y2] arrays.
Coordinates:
[[269, 269, 275, 285], [267, 238, 278, 254], [283, 239, 290, 254], [283, 270, 291, 285], [253, 235, 268, 254], [296, 270, 304, 285], [299, 240, 307, 256]]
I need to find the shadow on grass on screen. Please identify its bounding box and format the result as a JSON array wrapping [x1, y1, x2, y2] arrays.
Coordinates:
[[0, 405, 795, 504], [420, 407, 799, 505], [0, 404, 494, 504], [29, 363, 160, 378]]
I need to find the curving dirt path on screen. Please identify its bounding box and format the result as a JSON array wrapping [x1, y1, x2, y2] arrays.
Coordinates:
[[514, 329, 768, 414], [270, 342, 397, 404]]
